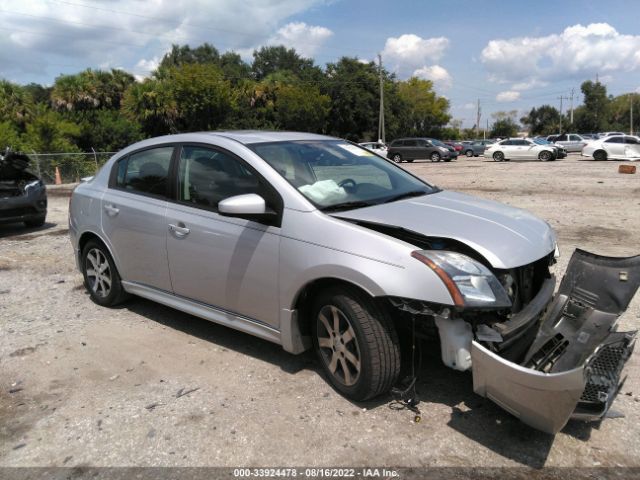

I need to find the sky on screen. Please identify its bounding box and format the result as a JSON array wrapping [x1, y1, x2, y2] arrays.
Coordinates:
[[1, 0, 640, 127]]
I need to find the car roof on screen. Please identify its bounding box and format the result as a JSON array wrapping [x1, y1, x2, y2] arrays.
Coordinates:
[[138, 130, 336, 147]]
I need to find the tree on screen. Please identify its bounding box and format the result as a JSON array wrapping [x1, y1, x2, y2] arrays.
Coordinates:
[[0, 121, 24, 150], [323, 57, 379, 140], [51, 69, 135, 111], [123, 63, 233, 135], [490, 118, 519, 138], [0, 80, 33, 128], [74, 110, 143, 152], [251, 45, 320, 81], [520, 105, 561, 135], [219, 52, 252, 84], [574, 80, 609, 132], [273, 83, 330, 132], [157, 43, 220, 75], [396, 77, 451, 138], [23, 106, 81, 153]]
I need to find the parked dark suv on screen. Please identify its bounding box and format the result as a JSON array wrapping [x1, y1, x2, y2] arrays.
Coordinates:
[[387, 138, 457, 163], [0, 149, 47, 227]]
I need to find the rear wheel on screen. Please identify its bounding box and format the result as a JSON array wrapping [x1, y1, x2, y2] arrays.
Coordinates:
[[81, 240, 128, 307], [312, 287, 400, 401], [465, 149, 474, 157], [391, 153, 402, 163], [430, 152, 441, 162], [593, 150, 607, 161], [493, 151, 505, 162]]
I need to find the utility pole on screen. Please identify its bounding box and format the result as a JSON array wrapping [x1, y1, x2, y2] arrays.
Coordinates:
[[557, 95, 569, 133], [475, 99, 481, 138], [631, 93, 634, 136], [485, 119, 488, 140], [377, 54, 385, 144], [570, 88, 575, 125]]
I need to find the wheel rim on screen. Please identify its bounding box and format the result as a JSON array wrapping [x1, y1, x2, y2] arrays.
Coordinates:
[[431, 153, 440, 162], [466, 150, 473, 157], [86, 248, 112, 298], [393, 154, 401, 163], [494, 152, 503, 161], [540, 152, 550, 161], [317, 305, 362, 387]]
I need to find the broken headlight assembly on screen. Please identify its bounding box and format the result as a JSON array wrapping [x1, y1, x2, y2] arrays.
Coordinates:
[[411, 250, 512, 308]]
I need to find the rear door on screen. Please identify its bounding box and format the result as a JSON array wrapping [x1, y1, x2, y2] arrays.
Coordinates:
[[623, 136, 640, 158], [603, 136, 626, 157], [403, 139, 418, 160], [165, 144, 282, 328], [102, 145, 175, 291]]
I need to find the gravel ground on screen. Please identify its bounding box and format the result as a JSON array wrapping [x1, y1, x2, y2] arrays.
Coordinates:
[[1, 154, 639, 469]]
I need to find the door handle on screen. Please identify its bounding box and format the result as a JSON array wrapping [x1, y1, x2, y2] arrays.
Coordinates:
[[169, 223, 190, 238], [104, 204, 119, 216]]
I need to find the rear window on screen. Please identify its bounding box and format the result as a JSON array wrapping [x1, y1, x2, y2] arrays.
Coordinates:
[[115, 146, 174, 197]]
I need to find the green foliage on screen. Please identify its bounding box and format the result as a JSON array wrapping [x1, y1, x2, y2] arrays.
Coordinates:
[[51, 69, 135, 111], [490, 118, 519, 138], [396, 77, 451, 138], [520, 105, 561, 135], [252, 45, 319, 81], [0, 80, 33, 127], [73, 110, 143, 151], [157, 44, 221, 77], [0, 121, 24, 150], [273, 83, 330, 132], [574, 80, 609, 132], [23, 106, 81, 153]]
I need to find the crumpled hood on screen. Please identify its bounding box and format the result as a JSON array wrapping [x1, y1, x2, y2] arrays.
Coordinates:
[[334, 190, 556, 269]]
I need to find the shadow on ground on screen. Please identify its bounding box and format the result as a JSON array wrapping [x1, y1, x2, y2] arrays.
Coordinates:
[[120, 296, 599, 468]]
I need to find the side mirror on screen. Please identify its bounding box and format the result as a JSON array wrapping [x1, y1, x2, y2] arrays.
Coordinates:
[[218, 193, 267, 216]]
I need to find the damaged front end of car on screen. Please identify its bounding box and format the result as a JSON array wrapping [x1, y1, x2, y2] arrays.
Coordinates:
[[390, 248, 639, 434]]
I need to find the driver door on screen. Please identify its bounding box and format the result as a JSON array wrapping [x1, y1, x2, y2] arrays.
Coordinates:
[[165, 145, 283, 328]]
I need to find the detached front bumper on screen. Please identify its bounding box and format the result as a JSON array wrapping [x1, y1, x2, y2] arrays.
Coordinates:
[[0, 188, 47, 224], [471, 249, 639, 434]]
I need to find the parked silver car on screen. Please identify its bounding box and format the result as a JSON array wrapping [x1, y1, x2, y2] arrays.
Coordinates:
[[485, 138, 557, 161], [547, 133, 588, 153], [69, 131, 638, 434]]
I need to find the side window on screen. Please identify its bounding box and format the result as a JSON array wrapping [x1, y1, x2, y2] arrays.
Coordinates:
[[116, 146, 173, 196], [605, 137, 624, 144], [501, 140, 512, 146], [177, 146, 265, 210], [404, 140, 417, 147], [391, 140, 404, 147], [625, 137, 639, 145]]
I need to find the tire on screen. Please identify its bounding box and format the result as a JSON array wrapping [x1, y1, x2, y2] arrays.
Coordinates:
[[430, 152, 441, 162], [493, 151, 505, 162], [312, 286, 400, 401], [81, 239, 128, 307], [24, 215, 46, 228], [465, 150, 474, 157], [406, 159, 414, 163], [391, 153, 402, 163], [444, 158, 452, 162], [539, 150, 552, 162], [593, 150, 607, 161]]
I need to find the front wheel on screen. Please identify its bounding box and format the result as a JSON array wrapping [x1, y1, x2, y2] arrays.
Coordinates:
[[465, 149, 474, 157], [493, 151, 505, 162], [539, 150, 552, 161], [430, 152, 441, 162], [312, 287, 400, 401], [81, 240, 128, 307]]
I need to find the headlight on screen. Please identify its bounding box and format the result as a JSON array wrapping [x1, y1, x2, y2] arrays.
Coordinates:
[[25, 180, 44, 190], [411, 250, 512, 308]]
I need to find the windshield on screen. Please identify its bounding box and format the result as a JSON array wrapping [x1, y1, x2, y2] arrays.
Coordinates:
[[250, 140, 438, 211], [431, 139, 447, 147]]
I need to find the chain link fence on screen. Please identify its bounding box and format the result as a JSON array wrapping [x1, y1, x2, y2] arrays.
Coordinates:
[[27, 151, 117, 185]]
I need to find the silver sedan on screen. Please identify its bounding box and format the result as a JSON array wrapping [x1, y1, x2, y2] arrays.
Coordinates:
[[69, 131, 638, 434]]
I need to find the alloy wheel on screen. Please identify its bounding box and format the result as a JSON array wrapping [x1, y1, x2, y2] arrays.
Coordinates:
[[316, 305, 362, 387], [85, 248, 112, 298]]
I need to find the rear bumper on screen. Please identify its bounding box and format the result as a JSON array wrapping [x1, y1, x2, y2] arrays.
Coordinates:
[[470, 249, 639, 434]]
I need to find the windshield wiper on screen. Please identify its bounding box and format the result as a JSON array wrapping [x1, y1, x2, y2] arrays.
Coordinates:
[[321, 201, 374, 212], [382, 190, 430, 204]]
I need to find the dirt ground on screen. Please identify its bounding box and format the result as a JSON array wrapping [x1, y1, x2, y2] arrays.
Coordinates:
[[1, 154, 639, 469]]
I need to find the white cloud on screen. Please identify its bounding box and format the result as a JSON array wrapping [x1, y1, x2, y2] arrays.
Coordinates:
[[266, 22, 333, 58], [413, 65, 452, 90], [462, 102, 475, 109], [382, 34, 449, 72], [481, 23, 640, 85], [496, 91, 521, 102], [0, 0, 328, 81]]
